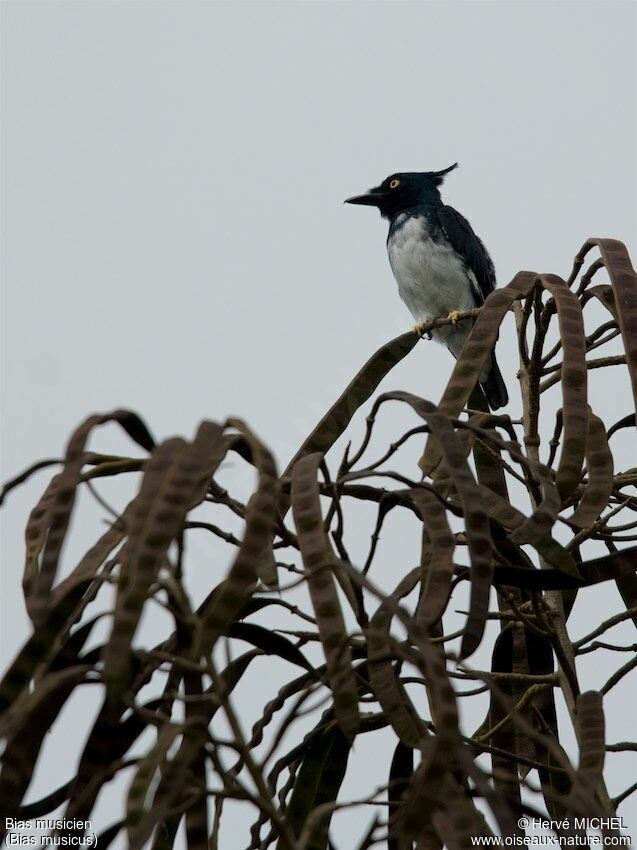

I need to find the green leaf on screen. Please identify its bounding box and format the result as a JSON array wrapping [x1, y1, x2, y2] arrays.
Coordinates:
[[281, 725, 351, 850]]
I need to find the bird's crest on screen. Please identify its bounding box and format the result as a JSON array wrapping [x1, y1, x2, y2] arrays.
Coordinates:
[[426, 162, 459, 186]]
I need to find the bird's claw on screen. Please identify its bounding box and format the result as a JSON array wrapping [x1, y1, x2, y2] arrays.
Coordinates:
[[447, 310, 460, 327], [413, 321, 432, 340]]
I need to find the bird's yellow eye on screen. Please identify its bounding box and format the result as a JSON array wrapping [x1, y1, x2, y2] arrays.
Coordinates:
[[389, 179, 401, 189]]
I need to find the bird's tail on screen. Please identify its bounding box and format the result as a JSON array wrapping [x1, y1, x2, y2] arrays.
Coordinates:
[[480, 353, 508, 410]]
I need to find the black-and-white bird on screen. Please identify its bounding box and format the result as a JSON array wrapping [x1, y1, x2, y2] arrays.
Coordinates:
[[345, 164, 508, 410]]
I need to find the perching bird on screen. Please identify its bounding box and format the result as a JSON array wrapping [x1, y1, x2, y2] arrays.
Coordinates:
[[345, 164, 508, 410]]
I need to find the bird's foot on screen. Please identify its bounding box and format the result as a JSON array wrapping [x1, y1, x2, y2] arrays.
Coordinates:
[[413, 321, 432, 340], [446, 310, 460, 327]]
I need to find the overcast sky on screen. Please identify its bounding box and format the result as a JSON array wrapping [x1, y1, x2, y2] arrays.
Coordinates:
[[2, 1, 636, 847]]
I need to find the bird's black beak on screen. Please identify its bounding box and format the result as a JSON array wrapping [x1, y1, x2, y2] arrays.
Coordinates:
[[344, 190, 385, 207]]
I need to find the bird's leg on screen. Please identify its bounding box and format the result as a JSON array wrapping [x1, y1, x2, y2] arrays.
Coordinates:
[[446, 310, 460, 327]]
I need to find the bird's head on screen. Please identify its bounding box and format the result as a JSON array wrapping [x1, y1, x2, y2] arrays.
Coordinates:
[[345, 163, 458, 218]]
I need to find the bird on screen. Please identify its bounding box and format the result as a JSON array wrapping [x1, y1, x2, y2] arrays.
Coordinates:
[[344, 164, 508, 410]]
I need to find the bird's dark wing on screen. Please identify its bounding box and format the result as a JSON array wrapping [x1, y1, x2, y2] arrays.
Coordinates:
[[436, 205, 496, 305]]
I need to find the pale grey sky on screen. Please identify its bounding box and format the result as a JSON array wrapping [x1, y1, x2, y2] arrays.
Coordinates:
[[2, 1, 636, 847]]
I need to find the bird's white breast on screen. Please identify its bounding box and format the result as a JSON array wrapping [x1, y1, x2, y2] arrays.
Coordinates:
[[387, 214, 479, 358], [387, 215, 477, 322]]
